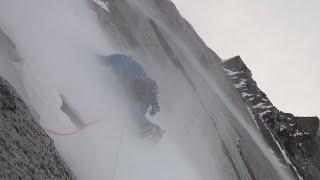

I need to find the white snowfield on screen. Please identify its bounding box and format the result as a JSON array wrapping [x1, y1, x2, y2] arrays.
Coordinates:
[[0, 0, 297, 180]]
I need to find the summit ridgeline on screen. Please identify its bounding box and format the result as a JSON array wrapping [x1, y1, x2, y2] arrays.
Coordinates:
[[222, 55, 320, 180]]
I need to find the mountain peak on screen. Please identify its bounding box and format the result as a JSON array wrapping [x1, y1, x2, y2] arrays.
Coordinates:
[[222, 55, 320, 179]]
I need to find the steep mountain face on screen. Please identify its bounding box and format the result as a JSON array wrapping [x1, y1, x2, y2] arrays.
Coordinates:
[[222, 55, 320, 180], [89, 0, 296, 179], [0, 0, 316, 179]]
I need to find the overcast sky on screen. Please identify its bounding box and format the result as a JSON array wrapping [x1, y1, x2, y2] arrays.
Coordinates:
[[171, 0, 320, 117]]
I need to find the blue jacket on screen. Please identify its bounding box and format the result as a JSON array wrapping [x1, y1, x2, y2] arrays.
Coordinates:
[[100, 54, 156, 115]]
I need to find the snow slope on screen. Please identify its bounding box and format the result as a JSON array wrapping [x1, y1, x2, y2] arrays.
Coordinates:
[[0, 0, 297, 179]]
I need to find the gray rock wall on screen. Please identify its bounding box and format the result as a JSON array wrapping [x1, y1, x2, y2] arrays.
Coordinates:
[[0, 75, 76, 179]]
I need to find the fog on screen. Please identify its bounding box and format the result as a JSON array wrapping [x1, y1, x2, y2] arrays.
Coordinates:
[[172, 0, 320, 117], [0, 0, 295, 179], [0, 0, 219, 179]]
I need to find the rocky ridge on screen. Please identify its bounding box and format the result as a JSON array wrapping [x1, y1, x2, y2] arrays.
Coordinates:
[[222, 55, 320, 180]]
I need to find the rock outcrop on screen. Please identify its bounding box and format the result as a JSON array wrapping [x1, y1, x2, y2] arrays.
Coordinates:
[[222, 55, 320, 180], [0, 75, 76, 179]]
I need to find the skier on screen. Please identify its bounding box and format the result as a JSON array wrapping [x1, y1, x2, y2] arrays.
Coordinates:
[[99, 54, 164, 143]]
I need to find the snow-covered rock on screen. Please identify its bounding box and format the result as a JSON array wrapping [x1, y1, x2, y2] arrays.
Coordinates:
[[222, 55, 320, 180]]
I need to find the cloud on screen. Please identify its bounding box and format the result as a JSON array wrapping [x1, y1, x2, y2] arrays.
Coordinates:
[[172, 0, 320, 116]]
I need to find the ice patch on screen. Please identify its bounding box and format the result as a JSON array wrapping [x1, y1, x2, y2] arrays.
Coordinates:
[[223, 68, 241, 76], [293, 130, 303, 137], [253, 102, 265, 108], [261, 105, 273, 109], [280, 125, 286, 132], [259, 110, 271, 117], [221, 56, 237, 63], [235, 79, 247, 88], [242, 92, 253, 97], [92, 0, 110, 12], [289, 123, 295, 127]]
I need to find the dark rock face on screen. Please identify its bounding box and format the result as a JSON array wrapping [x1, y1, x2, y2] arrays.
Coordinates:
[[0, 76, 76, 180], [221, 56, 275, 119], [294, 117, 319, 137], [222, 56, 320, 180]]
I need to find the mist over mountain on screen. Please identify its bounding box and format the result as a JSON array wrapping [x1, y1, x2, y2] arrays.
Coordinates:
[[0, 0, 318, 179]]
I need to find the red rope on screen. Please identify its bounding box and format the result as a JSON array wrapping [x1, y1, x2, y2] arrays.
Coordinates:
[[43, 120, 102, 136]]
